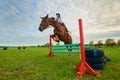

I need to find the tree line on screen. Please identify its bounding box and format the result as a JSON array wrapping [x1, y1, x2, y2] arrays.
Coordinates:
[[89, 38, 120, 46]]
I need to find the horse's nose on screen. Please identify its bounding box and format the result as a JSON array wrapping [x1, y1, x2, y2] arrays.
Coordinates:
[[40, 29, 43, 31], [39, 28, 43, 31]]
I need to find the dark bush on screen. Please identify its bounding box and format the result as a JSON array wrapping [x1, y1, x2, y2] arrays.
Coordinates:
[[18, 47, 21, 50], [3, 47, 7, 50], [23, 47, 26, 49]]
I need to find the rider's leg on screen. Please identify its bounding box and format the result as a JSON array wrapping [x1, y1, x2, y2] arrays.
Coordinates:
[[61, 23, 68, 32]]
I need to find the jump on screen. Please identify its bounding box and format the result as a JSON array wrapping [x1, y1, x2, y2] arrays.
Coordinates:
[[38, 15, 100, 77]]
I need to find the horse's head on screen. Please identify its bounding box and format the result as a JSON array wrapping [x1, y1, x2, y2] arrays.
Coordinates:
[[39, 15, 50, 31]]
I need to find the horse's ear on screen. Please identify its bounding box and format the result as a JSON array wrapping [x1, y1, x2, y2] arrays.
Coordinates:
[[40, 17, 43, 19], [45, 14, 48, 18]]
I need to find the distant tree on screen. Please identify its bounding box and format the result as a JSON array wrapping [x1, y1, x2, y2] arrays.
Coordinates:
[[23, 46, 26, 49], [117, 39, 120, 46], [94, 40, 103, 48], [45, 43, 50, 47], [18, 47, 21, 50], [42, 43, 50, 48], [97, 40, 103, 45], [37, 45, 40, 47], [89, 41, 94, 46], [105, 38, 115, 45]]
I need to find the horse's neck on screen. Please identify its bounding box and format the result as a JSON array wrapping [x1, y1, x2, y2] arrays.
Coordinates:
[[51, 23, 60, 30], [48, 19, 60, 29]]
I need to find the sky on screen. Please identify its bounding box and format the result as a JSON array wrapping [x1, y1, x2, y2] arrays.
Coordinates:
[[0, 0, 120, 46]]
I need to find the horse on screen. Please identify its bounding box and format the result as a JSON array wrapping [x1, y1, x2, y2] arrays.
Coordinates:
[[38, 15, 72, 55], [94, 44, 103, 48], [106, 42, 116, 47]]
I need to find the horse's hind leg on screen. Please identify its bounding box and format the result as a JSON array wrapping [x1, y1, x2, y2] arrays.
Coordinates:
[[67, 46, 72, 56]]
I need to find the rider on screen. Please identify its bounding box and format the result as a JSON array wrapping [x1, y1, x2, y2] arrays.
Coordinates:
[[52, 13, 69, 43], [56, 13, 68, 32]]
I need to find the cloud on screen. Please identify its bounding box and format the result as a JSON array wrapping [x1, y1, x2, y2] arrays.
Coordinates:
[[0, 0, 120, 46]]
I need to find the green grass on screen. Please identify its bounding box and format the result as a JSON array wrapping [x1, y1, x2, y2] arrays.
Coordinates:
[[0, 46, 120, 80]]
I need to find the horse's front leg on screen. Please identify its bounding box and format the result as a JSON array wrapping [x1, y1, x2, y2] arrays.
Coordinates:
[[52, 30, 60, 43]]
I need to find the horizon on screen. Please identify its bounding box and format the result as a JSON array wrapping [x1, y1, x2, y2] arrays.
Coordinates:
[[0, 38, 119, 47]]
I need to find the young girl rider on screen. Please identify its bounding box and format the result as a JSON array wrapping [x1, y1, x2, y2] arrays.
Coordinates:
[[52, 13, 68, 43]]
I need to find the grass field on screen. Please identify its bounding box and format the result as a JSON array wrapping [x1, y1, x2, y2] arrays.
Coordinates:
[[0, 46, 120, 80]]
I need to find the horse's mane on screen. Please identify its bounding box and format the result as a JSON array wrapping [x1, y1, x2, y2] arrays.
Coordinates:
[[50, 17, 56, 21], [49, 17, 60, 25]]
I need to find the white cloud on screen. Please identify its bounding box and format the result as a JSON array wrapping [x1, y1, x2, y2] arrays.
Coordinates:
[[0, 0, 120, 46]]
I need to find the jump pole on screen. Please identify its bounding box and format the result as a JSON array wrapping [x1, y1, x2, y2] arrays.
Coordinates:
[[48, 34, 55, 56], [74, 19, 100, 77]]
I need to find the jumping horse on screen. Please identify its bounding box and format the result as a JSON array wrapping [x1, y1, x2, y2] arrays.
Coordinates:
[[38, 15, 72, 55]]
